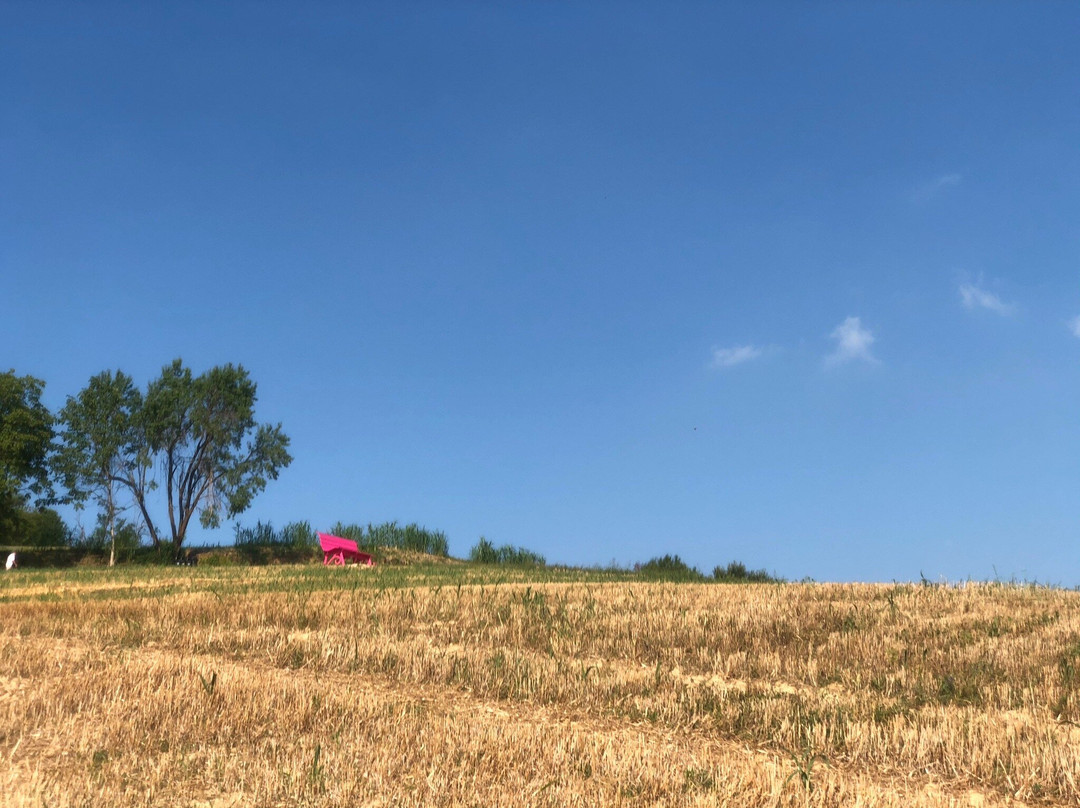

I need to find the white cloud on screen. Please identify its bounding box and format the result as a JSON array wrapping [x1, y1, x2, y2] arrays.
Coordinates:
[[1069, 316, 1080, 338], [825, 316, 878, 366], [959, 281, 1015, 316], [711, 344, 763, 369], [913, 173, 962, 201]]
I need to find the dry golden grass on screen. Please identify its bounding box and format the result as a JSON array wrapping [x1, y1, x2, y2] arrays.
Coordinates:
[[1, 565, 1077, 806]]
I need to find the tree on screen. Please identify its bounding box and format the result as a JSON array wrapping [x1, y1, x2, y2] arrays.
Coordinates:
[[141, 359, 292, 554], [22, 508, 72, 547], [53, 360, 292, 558], [0, 371, 55, 543], [55, 370, 147, 564]]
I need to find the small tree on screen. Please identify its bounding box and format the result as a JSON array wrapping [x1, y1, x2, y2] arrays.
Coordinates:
[[0, 370, 55, 543], [55, 370, 145, 565]]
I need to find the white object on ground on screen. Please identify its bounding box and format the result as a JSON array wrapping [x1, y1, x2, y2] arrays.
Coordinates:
[[5, 552, 15, 570]]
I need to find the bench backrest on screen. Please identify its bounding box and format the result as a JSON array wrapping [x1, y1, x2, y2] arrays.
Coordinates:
[[318, 532, 359, 554]]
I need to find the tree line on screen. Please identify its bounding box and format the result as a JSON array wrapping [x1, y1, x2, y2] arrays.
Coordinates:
[[0, 361, 291, 563]]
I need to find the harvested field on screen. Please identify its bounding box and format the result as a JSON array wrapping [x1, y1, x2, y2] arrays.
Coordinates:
[[1, 565, 1078, 806]]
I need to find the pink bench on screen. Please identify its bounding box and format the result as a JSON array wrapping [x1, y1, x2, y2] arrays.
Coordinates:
[[318, 532, 374, 567]]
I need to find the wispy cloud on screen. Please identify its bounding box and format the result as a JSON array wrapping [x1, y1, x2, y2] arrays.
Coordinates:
[[711, 344, 764, 369], [825, 316, 878, 366], [913, 173, 962, 201], [1069, 316, 1080, 338], [959, 280, 1015, 316]]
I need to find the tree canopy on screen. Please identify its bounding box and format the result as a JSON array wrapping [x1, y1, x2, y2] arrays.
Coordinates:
[[138, 359, 291, 552], [55, 370, 146, 561], [0, 371, 55, 542]]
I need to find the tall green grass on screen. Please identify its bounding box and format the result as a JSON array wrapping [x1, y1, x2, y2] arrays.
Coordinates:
[[234, 520, 317, 551], [469, 536, 546, 566], [233, 520, 449, 558], [233, 521, 319, 563], [327, 521, 449, 557]]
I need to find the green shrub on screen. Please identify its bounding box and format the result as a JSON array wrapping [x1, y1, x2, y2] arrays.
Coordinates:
[[72, 515, 144, 561], [197, 550, 242, 567], [637, 554, 707, 582], [712, 560, 782, 583]]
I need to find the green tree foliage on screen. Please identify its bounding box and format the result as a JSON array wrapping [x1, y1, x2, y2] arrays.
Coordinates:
[[637, 554, 706, 582], [140, 360, 292, 553], [21, 508, 72, 547], [0, 371, 55, 543], [56, 360, 292, 558], [54, 370, 146, 563]]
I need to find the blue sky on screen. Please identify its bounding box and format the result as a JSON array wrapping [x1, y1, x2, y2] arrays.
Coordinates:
[[3, 3, 1079, 582]]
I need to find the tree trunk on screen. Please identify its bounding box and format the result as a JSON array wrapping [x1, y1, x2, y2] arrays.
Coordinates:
[[107, 483, 115, 568], [130, 487, 160, 549]]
